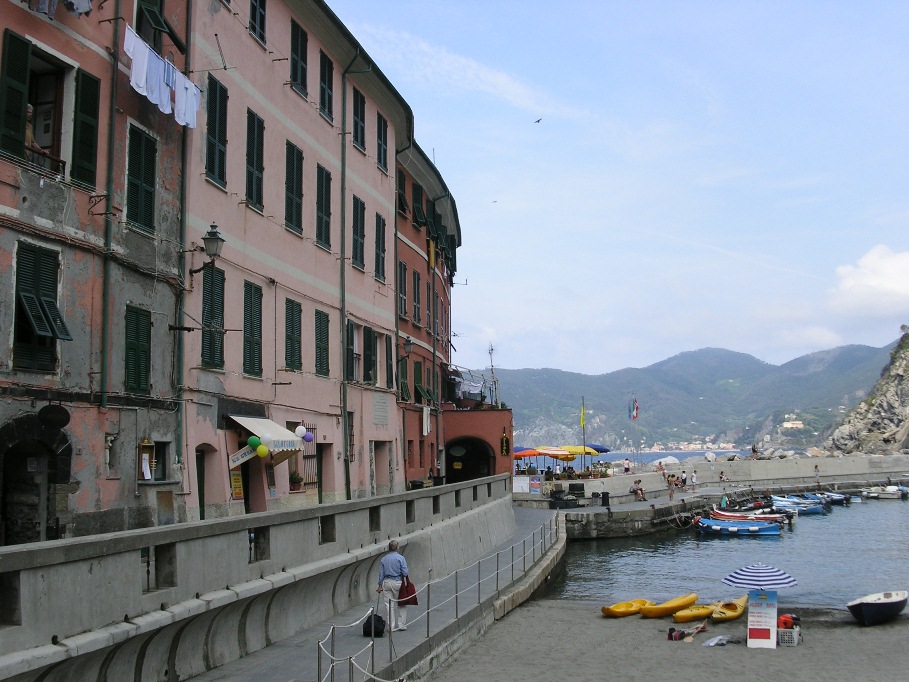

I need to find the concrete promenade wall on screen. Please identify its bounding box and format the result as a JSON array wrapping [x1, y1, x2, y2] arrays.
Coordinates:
[[0, 475, 515, 681], [514, 454, 909, 506]]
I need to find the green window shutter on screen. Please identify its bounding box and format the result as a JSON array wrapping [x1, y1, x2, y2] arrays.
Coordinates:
[[376, 112, 388, 170], [0, 30, 30, 157], [319, 51, 333, 119], [285, 141, 303, 233], [397, 260, 407, 316], [374, 213, 386, 281], [16, 243, 70, 340], [206, 75, 227, 185], [243, 281, 262, 376], [412, 271, 421, 323], [71, 70, 100, 188], [413, 361, 423, 388], [352, 196, 365, 267], [245, 110, 264, 209], [290, 21, 307, 95], [127, 126, 156, 232], [345, 319, 355, 381], [385, 335, 393, 389], [316, 165, 331, 247], [201, 264, 224, 367], [285, 298, 302, 370], [314, 309, 329, 376], [125, 306, 151, 393], [399, 359, 411, 401], [363, 326, 376, 384]]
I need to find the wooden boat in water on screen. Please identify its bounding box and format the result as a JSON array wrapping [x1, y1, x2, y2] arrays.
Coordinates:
[[640, 592, 697, 618], [709, 508, 791, 524], [601, 598, 653, 618], [712, 595, 748, 622], [847, 591, 908, 625], [860, 485, 908, 500], [672, 600, 723, 623]]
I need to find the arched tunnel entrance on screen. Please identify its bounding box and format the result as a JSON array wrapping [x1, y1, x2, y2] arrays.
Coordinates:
[[444, 437, 494, 484]]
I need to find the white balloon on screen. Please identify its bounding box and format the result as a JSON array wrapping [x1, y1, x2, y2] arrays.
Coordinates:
[[260, 433, 274, 446], [294, 425, 307, 438]]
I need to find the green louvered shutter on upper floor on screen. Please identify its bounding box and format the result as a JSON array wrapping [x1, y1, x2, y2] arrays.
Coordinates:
[[315, 309, 329, 376], [125, 306, 151, 393], [127, 126, 156, 233], [363, 326, 376, 384], [285, 298, 302, 370], [243, 281, 262, 376], [0, 30, 30, 157], [71, 69, 100, 188], [201, 264, 224, 367]]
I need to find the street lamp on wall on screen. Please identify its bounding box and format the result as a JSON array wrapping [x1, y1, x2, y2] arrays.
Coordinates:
[[400, 336, 414, 359], [189, 223, 226, 275]]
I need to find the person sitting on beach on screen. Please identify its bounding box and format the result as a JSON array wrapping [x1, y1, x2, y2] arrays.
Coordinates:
[[719, 471, 730, 482], [630, 479, 647, 501]]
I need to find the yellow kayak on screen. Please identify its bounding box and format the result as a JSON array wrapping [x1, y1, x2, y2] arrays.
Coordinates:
[[673, 600, 723, 623], [640, 592, 698, 618], [601, 598, 653, 618], [712, 595, 749, 622]]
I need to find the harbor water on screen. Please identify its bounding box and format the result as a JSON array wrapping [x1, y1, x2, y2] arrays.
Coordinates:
[[543, 496, 908, 608]]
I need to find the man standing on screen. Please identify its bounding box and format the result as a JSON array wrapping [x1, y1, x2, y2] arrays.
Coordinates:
[[690, 469, 698, 491], [623, 458, 631, 475], [377, 539, 409, 631], [680, 470, 688, 491]]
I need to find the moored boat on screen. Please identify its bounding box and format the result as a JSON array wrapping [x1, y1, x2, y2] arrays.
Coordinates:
[[695, 517, 781, 536], [601, 598, 653, 618], [709, 508, 792, 524], [860, 485, 908, 500], [673, 600, 723, 623], [712, 595, 749, 622], [640, 592, 698, 618], [846, 591, 908, 625]]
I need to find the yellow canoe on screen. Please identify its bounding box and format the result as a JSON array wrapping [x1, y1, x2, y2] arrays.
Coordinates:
[[601, 598, 653, 618], [712, 595, 748, 622], [673, 600, 723, 623], [640, 592, 698, 618]]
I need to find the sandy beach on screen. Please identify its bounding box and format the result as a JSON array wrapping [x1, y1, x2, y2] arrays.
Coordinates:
[[424, 601, 908, 682]]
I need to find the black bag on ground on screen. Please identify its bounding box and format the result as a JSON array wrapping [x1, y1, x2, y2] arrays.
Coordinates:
[[363, 613, 386, 637]]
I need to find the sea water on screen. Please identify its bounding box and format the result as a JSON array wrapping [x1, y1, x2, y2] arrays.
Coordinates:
[[542, 497, 909, 608]]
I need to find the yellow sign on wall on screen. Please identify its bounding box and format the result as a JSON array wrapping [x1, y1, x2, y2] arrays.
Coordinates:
[[230, 469, 244, 499]]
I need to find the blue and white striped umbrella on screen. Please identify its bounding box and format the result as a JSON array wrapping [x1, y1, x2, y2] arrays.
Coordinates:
[[723, 562, 797, 590]]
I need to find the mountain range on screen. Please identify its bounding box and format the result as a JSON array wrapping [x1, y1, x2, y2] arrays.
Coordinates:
[[490, 343, 897, 451]]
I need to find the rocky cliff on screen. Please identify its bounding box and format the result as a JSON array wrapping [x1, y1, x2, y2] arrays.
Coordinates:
[[827, 330, 909, 454]]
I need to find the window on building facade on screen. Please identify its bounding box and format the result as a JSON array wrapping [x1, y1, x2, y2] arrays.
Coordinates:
[[411, 183, 425, 227], [127, 125, 157, 233], [137, 0, 185, 55], [363, 326, 377, 384], [319, 50, 333, 120], [205, 75, 228, 186], [314, 309, 329, 376], [374, 213, 386, 281], [316, 164, 331, 247], [376, 112, 388, 171], [125, 305, 151, 393], [285, 298, 302, 370], [385, 335, 393, 389], [0, 31, 100, 185], [412, 271, 421, 324], [398, 358, 411, 401], [352, 87, 365, 150], [14, 242, 71, 371], [345, 320, 360, 381], [396, 260, 407, 317], [426, 282, 431, 329], [285, 141, 303, 233], [243, 281, 263, 376], [290, 20, 307, 97], [352, 195, 365, 268], [246, 109, 264, 210], [153, 441, 168, 481], [201, 264, 225, 368], [396, 168, 408, 214], [249, 0, 267, 44]]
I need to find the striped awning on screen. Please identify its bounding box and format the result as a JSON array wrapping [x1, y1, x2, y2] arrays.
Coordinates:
[[228, 416, 303, 468]]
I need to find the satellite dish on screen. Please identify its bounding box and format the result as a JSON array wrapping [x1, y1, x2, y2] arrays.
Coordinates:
[[38, 404, 70, 429]]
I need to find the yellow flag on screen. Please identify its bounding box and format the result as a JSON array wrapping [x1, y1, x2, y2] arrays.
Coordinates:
[[580, 399, 585, 427]]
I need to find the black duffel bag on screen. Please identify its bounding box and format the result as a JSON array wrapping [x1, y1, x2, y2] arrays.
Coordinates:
[[363, 613, 386, 637]]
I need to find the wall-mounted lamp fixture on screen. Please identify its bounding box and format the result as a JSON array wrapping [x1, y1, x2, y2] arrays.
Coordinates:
[[400, 336, 414, 358], [189, 223, 226, 275]]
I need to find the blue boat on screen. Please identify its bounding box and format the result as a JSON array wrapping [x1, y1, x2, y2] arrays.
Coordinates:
[[695, 517, 781, 536], [770, 496, 827, 515]]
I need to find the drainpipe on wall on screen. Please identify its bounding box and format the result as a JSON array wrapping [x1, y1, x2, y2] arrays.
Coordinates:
[[339, 51, 372, 500], [100, 0, 123, 408]]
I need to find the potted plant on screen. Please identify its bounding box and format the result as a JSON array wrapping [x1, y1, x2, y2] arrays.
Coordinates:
[[289, 470, 303, 491]]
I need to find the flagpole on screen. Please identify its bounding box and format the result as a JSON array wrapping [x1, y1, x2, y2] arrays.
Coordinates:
[[581, 396, 586, 471]]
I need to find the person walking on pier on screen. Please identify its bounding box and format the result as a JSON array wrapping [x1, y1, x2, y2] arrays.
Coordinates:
[[377, 540, 410, 631]]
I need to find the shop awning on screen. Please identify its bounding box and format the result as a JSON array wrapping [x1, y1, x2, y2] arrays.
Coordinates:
[[228, 416, 303, 468]]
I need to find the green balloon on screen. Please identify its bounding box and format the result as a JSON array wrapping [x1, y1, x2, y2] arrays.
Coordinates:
[[247, 436, 261, 449]]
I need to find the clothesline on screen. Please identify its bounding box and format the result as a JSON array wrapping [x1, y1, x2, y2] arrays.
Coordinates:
[[123, 24, 199, 128]]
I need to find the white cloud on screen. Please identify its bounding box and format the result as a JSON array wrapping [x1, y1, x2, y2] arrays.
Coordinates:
[[828, 245, 909, 316]]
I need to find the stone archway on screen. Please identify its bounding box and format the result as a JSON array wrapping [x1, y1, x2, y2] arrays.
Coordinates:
[[444, 437, 494, 484], [0, 414, 73, 545]]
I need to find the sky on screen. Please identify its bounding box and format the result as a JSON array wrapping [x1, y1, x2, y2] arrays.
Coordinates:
[[327, 0, 909, 374]]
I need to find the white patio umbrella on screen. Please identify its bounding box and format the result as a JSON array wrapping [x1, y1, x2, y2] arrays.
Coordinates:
[[723, 563, 797, 590]]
